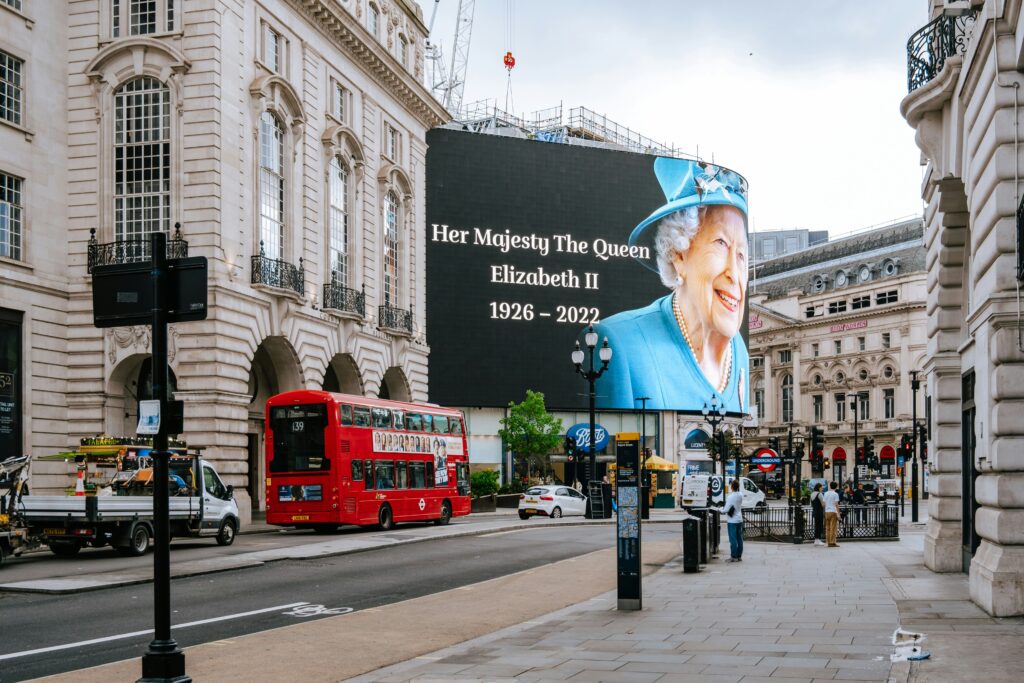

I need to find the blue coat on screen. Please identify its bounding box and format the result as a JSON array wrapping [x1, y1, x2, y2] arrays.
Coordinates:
[[593, 295, 749, 412]]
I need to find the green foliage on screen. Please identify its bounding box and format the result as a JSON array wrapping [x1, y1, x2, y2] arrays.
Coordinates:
[[705, 431, 744, 462], [499, 390, 564, 480], [470, 469, 500, 498]]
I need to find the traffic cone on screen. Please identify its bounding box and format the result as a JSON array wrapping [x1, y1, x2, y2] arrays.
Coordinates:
[[75, 467, 86, 496]]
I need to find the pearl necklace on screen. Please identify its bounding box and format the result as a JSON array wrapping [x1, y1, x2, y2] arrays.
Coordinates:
[[673, 293, 732, 394]]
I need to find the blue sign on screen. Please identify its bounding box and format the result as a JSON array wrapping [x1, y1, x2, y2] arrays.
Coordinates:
[[568, 423, 609, 453], [726, 462, 736, 477], [750, 456, 782, 465], [897, 455, 905, 467]]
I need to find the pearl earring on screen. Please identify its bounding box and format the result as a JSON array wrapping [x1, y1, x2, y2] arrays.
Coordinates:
[[675, 275, 684, 286]]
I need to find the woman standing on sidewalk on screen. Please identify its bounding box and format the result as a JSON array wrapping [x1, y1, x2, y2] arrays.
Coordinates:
[[725, 479, 744, 561], [810, 482, 825, 546]]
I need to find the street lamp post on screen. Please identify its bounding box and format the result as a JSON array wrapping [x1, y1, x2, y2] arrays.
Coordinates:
[[911, 370, 921, 523], [573, 326, 612, 517], [702, 395, 727, 487]]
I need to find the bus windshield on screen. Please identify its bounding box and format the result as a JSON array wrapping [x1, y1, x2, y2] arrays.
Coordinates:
[[269, 404, 329, 472]]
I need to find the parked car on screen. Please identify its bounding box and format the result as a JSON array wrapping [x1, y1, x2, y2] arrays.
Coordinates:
[[705, 475, 767, 511], [518, 485, 587, 519]]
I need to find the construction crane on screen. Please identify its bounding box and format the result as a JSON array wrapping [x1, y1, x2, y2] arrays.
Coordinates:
[[425, 0, 476, 115]]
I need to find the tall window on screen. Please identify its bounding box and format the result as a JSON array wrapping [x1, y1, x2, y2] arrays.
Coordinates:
[[813, 395, 823, 423], [112, 0, 175, 37], [811, 343, 819, 357], [264, 24, 282, 73], [0, 50, 23, 126], [0, 171, 22, 260], [858, 393, 870, 420], [332, 81, 348, 123], [882, 332, 891, 349], [398, 35, 408, 67], [781, 374, 793, 423], [884, 388, 895, 419], [858, 336, 866, 351], [258, 111, 285, 259], [834, 339, 842, 355], [328, 157, 349, 285], [114, 77, 171, 241], [835, 392, 846, 422], [369, 3, 380, 39], [383, 190, 399, 307], [753, 377, 764, 421]]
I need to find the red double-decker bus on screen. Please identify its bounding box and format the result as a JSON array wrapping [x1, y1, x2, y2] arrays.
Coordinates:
[[264, 390, 471, 531]]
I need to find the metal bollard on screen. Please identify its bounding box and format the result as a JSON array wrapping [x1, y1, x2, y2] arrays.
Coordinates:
[[793, 505, 805, 544], [682, 517, 702, 573]]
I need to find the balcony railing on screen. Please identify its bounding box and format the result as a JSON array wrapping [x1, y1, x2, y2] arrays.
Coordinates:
[[378, 304, 413, 334], [87, 225, 188, 273], [322, 276, 365, 317], [907, 11, 977, 93], [252, 242, 304, 295]]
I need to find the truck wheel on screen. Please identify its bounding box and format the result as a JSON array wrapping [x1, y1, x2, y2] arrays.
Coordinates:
[[117, 524, 151, 557], [377, 504, 394, 531], [433, 501, 452, 526], [49, 541, 82, 558], [216, 519, 237, 546]]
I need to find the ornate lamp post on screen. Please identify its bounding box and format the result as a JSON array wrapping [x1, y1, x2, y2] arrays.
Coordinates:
[[573, 326, 612, 516], [702, 395, 728, 484]]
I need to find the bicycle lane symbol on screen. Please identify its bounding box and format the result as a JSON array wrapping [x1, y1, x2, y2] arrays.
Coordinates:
[[282, 604, 355, 618]]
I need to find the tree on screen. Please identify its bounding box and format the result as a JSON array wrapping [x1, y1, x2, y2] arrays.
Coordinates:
[[499, 390, 564, 481]]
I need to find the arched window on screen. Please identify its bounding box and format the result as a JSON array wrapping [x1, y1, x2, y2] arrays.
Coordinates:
[[328, 156, 349, 285], [258, 111, 285, 259], [781, 374, 793, 423], [383, 190, 399, 307], [114, 76, 171, 241]]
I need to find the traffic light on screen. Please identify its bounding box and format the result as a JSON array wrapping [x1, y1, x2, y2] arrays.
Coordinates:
[[856, 446, 865, 464], [565, 435, 576, 461], [823, 456, 831, 470], [900, 433, 912, 459], [768, 436, 780, 453], [809, 426, 824, 471], [863, 436, 876, 468]]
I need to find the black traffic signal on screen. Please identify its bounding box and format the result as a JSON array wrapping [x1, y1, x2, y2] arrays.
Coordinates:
[[856, 446, 865, 464], [823, 456, 831, 470], [863, 436, 876, 468], [795, 446, 804, 463], [809, 426, 824, 471], [768, 436, 780, 453], [900, 433, 912, 458], [565, 435, 576, 461]]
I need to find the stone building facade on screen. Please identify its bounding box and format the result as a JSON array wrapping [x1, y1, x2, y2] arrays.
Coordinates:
[[748, 219, 928, 486], [0, 0, 447, 522], [901, 0, 1024, 615]]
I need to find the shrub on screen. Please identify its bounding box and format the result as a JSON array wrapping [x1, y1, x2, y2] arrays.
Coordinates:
[[470, 469, 500, 498]]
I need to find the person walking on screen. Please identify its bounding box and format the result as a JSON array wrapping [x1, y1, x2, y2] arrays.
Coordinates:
[[810, 482, 825, 546], [824, 480, 841, 547], [725, 478, 744, 562]]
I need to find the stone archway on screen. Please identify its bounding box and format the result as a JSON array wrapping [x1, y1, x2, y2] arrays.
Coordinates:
[[246, 336, 303, 512], [379, 366, 411, 402], [105, 354, 178, 437], [322, 353, 363, 395]]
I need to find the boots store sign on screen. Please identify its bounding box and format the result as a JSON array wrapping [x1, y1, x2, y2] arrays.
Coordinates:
[[568, 423, 609, 453]]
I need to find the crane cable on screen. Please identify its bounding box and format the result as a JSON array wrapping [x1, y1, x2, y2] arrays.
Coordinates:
[[504, 0, 515, 114]]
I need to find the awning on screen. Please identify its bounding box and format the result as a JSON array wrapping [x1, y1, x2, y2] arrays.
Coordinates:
[[642, 454, 677, 471], [832, 446, 847, 461], [880, 445, 896, 460]]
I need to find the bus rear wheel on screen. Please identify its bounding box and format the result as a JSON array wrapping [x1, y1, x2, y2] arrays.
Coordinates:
[[377, 504, 394, 531], [434, 500, 452, 526]]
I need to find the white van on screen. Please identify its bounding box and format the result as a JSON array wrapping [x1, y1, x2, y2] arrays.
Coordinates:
[[705, 475, 767, 511]]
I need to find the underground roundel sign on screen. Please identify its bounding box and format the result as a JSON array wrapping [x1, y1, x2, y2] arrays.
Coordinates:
[[752, 447, 780, 473]]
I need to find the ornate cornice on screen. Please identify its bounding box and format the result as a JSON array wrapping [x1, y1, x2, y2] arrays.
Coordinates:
[[289, 0, 449, 129]]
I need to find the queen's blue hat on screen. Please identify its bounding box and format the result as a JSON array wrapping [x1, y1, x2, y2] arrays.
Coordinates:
[[628, 157, 748, 271]]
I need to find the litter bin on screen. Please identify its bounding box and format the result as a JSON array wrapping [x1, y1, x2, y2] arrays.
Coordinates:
[[706, 507, 721, 555], [689, 508, 711, 564], [601, 482, 613, 519], [682, 516, 702, 573]]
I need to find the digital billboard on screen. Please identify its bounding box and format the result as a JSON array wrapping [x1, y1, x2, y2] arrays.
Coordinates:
[[425, 128, 749, 412]]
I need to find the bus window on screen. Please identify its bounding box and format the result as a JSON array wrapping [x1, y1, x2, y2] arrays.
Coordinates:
[[269, 404, 329, 472], [363, 459, 375, 488], [450, 418, 464, 435], [392, 409, 404, 430], [372, 407, 392, 429], [425, 460, 434, 488], [340, 404, 353, 426], [433, 415, 449, 434], [456, 461, 470, 496], [351, 459, 364, 481], [422, 414, 433, 433], [406, 413, 422, 431], [375, 460, 395, 489], [409, 461, 425, 488], [396, 461, 408, 488], [353, 406, 371, 427]]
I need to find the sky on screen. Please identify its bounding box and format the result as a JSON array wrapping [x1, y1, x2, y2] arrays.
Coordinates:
[[416, 0, 927, 237]]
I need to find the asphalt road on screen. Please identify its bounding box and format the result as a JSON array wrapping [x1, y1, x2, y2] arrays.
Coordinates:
[[1, 524, 673, 682]]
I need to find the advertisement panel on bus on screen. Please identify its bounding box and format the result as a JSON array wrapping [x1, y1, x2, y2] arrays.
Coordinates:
[[425, 129, 750, 413]]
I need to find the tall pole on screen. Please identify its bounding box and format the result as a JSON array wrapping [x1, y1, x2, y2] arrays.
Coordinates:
[[588, 347, 597, 502], [636, 396, 650, 510], [140, 231, 189, 682], [851, 394, 859, 489], [787, 422, 794, 506], [911, 371, 920, 523], [573, 327, 611, 519]]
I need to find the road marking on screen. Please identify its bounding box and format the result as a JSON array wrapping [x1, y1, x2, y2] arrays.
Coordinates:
[[282, 604, 353, 618], [0, 602, 310, 662]]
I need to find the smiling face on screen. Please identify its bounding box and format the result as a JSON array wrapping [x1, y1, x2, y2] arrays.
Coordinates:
[[672, 205, 748, 340]]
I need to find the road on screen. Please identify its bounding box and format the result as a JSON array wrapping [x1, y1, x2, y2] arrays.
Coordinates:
[[1, 524, 676, 681]]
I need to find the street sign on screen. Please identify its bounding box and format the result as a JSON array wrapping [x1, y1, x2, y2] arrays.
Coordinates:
[[752, 447, 779, 472], [858, 465, 868, 477], [897, 455, 905, 467], [92, 256, 208, 328], [615, 432, 641, 611]]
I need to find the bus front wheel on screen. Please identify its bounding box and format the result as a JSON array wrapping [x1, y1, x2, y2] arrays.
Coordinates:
[[434, 500, 452, 526], [377, 504, 394, 531]]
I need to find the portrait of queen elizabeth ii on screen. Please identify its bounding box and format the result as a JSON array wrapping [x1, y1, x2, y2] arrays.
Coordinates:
[[593, 157, 749, 412]]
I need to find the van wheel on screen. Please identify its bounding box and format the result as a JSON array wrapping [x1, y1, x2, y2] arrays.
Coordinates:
[[49, 541, 82, 558], [434, 501, 452, 526], [216, 518, 237, 546], [117, 525, 151, 557], [377, 504, 394, 531]]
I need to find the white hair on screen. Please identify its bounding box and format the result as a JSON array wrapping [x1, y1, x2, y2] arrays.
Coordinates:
[[654, 206, 706, 288]]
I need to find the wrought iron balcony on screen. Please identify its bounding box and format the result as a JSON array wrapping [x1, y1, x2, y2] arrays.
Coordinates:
[[251, 242, 304, 295], [322, 276, 365, 316], [87, 225, 188, 273], [379, 304, 413, 334], [907, 10, 977, 93]]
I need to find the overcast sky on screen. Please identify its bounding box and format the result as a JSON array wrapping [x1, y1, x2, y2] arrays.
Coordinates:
[[417, 0, 927, 237]]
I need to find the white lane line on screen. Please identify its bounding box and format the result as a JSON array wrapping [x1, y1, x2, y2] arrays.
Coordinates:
[[0, 601, 310, 662]]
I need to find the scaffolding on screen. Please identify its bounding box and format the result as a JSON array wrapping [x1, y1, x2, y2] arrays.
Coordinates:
[[450, 100, 700, 160]]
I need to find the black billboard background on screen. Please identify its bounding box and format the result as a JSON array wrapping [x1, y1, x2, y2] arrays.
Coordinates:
[[425, 128, 744, 410]]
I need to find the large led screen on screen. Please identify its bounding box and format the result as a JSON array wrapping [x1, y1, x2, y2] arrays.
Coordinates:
[[426, 128, 749, 412]]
